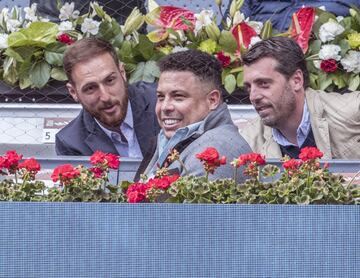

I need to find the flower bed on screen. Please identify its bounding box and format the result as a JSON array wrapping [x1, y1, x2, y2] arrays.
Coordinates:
[[1, 147, 359, 204], [0, 1, 359, 95]]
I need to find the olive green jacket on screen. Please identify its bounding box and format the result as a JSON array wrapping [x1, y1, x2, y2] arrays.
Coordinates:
[[241, 88, 360, 159]]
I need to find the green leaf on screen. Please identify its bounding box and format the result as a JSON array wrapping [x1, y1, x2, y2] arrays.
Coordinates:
[[4, 48, 24, 62], [317, 72, 333, 91], [219, 31, 237, 53], [332, 73, 346, 89], [129, 61, 160, 84], [308, 39, 321, 55], [51, 67, 68, 81], [30, 61, 51, 88], [19, 77, 31, 89], [136, 34, 154, 60], [118, 41, 134, 63], [261, 165, 280, 178], [339, 39, 350, 56], [8, 22, 58, 48], [348, 74, 360, 91], [224, 74, 236, 94], [236, 71, 244, 87], [45, 50, 64, 66], [260, 20, 273, 39]]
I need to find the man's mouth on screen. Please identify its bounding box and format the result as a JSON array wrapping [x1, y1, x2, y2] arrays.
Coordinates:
[[162, 118, 181, 127]]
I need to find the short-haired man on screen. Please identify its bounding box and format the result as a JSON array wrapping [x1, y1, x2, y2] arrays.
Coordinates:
[[241, 36, 360, 159], [136, 49, 252, 180], [56, 37, 160, 157]]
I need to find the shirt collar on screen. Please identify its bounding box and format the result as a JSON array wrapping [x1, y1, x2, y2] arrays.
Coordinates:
[[95, 102, 134, 137], [272, 100, 311, 147]]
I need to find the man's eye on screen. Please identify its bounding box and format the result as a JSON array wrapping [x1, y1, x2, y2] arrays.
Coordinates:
[[259, 81, 269, 88], [107, 77, 116, 84], [84, 86, 95, 93], [157, 95, 164, 100], [174, 95, 185, 100]]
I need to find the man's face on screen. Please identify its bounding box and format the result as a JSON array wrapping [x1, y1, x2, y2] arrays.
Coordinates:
[[244, 57, 297, 128], [67, 53, 128, 130], [156, 71, 219, 139]]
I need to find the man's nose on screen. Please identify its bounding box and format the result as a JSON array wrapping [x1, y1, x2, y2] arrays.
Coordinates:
[[161, 98, 175, 112], [99, 85, 111, 102], [249, 87, 262, 104]]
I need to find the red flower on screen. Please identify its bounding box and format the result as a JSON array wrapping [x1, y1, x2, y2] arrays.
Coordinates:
[[196, 147, 226, 174], [320, 59, 338, 73], [299, 147, 323, 161], [216, 51, 231, 68], [90, 151, 120, 170], [89, 167, 104, 178], [18, 158, 41, 173], [235, 153, 266, 167], [57, 33, 74, 45], [157, 6, 195, 30], [283, 159, 302, 170], [126, 182, 152, 203], [290, 7, 315, 53], [0, 150, 23, 173], [51, 164, 80, 183], [232, 22, 258, 50]]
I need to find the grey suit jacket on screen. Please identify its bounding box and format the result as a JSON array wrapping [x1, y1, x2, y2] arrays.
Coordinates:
[[55, 82, 160, 156], [136, 103, 252, 181]]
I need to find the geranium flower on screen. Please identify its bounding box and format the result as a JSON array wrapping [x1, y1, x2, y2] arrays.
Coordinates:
[[90, 151, 120, 170], [283, 159, 302, 170], [196, 147, 226, 174], [318, 44, 342, 61], [233, 153, 265, 167], [341, 50, 360, 74], [59, 2, 80, 21], [3, 150, 22, 172], [320, 59, 338, 73], [299, 147, 323, 161], [319, 20, 345, 43], [51, 164, 80, 183], [18, 158, 41, 173], [81, 18, 100, 35]]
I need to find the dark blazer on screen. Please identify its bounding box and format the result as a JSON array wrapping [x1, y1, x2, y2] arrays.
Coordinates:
[[55, 82, 160, 156]]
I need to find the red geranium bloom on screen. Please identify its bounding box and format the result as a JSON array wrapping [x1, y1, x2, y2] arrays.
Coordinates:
[[126, 182, 152, 203], [320, 59, 338, 73], [196, 147, 226, 174], [18, 158, 41, 173], [51, 164, 80, 183], [216, 51, 231, 68], [235, 153, 266, 167], [1, 150, 23, 172], [283, 159, 302, 170], [57, 33, 74, 45], [90, 167, 104, 178], [299, 147, 323, 161], [90, 151, 120, 170]]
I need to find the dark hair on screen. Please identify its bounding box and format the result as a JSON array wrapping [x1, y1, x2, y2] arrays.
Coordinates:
[[243, 37, 310, 88], [63, 37, 119, 83], [158, 49, 223, 93]]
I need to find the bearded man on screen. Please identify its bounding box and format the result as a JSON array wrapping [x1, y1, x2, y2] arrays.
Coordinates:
[[55, 37, 159, 157]]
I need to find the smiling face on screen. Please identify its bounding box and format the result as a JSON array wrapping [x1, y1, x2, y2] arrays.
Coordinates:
[[156, 71, 220, 139], [66, 53, 128, 130], [244, 57, 299, 129]]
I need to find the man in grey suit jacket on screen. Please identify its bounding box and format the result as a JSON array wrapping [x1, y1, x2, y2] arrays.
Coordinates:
[[55, 37, 160, 156], [136, 50, 251, 181]]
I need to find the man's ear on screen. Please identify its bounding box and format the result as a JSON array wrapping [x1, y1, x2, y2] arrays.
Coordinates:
[[290, 69, 304, 92], [118, 63, 127, 82], [207, 90, 221, 110], [66, 82, 79, 102]]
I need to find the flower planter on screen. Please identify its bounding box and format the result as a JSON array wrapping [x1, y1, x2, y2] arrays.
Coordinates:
[[0, 203, 358, 277]]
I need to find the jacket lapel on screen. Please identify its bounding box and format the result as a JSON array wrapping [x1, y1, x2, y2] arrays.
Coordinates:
[[82, 110, 118, 155]]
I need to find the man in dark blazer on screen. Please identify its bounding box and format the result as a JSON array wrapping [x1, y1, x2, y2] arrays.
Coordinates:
[[55, 37, 159, 157]]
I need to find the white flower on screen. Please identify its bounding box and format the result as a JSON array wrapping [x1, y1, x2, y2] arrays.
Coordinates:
[[341, 50, 360, 74], [336, 16, 344, 22], [81, 18, 100, 35], [171, 46, 189, 53], [6, 19, 21, 32], [248, 21, 263, 35], [248, 36, 262, 48], [0, 33, 8, 49], [313, 60, 321, 69], [195, 10, 214, 33], [58, 21, 73, 32], [59, 2, 80, 21], [319, 21, 345, 42], [318, 6, 326, 11], [318, 44, 342, 61], [24, 3, 38, 22]]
